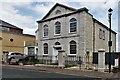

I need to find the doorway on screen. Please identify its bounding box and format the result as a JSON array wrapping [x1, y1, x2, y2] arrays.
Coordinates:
[[52, 46, 62, 63]]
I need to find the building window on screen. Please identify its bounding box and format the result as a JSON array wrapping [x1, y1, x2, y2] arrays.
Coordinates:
[[44, 24, 48, 37], [103, 30, 105, 40], [70, 41, 76, 54], [99, 28, 102, 39], [55, 42, 61, 45], [55, 21, 61, 34], [43, 43, 48, 54], [56, 10, 61, 14], [99, 28, 105, 40], [70, 18, 77, 33], [28, 47, 34, 55]]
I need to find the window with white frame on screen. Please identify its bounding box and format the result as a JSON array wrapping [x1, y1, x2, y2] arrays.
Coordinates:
[[44, 24, 48, 37], [43, 43, 48, 54], [55, 21, 61, 34], [70, 18, 77, 33], [70, 40, 76, 54]]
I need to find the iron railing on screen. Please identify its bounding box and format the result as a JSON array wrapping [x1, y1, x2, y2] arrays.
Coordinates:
[[37, 55, 82, 65]]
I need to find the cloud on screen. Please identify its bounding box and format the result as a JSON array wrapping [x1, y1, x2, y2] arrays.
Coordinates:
[[0, 0, 119, 36], [31, 2, 54, 16], [1, 2, 37, 34]]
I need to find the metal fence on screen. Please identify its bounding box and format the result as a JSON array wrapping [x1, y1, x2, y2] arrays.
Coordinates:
[[65, 56, 82, 65], [93, 52, 119, 65], [38, 55, 53, 64], [38, 55, 82, 65]]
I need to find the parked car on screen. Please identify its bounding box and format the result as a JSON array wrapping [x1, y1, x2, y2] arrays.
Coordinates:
[[7, 52, 38, 65], [7, 52, 23, 64]]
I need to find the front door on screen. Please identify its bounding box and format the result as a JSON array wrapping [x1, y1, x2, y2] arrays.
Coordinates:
[[52, 46, 62, 63], [54, 47, 62, 56]]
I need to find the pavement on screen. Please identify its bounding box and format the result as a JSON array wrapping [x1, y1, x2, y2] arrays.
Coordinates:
[[2, 64, 120, 79]]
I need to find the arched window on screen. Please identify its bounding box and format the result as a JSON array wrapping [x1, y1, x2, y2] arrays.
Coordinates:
[[55, 42, 61, 45], [43, 43, 48, 54], [44, 24, 48, 37], [70, 40, 76, 54], [55, 21, 61, 34], [70, 18, 77, 32]]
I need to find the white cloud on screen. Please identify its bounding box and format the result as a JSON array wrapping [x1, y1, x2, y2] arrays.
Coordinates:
[[31, 2, 54, 15], [0, 0, 119, 36], [1, 0, 111, 3], [1, 2, 36, 34]]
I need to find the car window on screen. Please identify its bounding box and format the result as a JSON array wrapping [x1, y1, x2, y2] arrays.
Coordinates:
[[10, 53, 22, 55]]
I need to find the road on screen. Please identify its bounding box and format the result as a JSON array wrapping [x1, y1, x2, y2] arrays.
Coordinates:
[[2, 67, 94, 79]]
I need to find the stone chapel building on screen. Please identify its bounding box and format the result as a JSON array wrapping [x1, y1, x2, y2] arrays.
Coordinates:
[[37, 3, 116, 63]]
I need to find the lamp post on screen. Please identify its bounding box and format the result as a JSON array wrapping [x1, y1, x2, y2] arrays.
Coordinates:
[[108, 8, 113, 73]]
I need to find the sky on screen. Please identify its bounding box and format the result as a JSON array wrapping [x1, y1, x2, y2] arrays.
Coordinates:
[[0, 0, 119, 51]]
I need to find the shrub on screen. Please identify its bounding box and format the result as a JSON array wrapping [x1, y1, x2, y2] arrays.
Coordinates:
[[64, 64, 76, 68]]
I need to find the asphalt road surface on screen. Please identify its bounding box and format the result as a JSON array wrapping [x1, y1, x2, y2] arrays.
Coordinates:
[[2, 67, 92, 79]]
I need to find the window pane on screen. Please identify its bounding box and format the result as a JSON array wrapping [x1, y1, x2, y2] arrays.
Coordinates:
[[44, 43, 48, 54], [55, 21, 61, 34], [70, 41, 76, 54], [44, 25, 48, 36], [70, 18, 77, 32], [103, 30, 105, 40]]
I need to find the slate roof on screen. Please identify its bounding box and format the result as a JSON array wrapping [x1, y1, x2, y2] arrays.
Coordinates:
[[0, 19, 23, 30]]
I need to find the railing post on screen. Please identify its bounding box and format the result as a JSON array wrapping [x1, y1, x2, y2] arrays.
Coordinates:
[[98, 49, 105, 72], [58, 50, 65, 68]]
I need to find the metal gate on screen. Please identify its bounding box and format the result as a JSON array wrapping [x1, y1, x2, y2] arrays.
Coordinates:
[[93, 52, 119, 65]]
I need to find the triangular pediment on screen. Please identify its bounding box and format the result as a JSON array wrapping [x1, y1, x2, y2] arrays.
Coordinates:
[[42, 3, 76, 20]]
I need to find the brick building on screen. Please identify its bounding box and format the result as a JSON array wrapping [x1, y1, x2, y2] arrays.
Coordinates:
[[0, 19, 35, 61]]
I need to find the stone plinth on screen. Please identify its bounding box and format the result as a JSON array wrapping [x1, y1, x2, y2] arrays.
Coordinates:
[[98, 49, 105, 72]]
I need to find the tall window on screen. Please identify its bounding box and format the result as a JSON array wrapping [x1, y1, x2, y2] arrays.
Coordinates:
[[70, 18, 77, 33], [103, 30, 105, 40], [99, 28, 105, 40], [44, 24, 48, 37], [55, 21, 61, 34], [44, 43, 48, 54], [70, 41, 76, 54]]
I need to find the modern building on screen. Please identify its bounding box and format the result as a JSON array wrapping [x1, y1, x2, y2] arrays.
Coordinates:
[[37, 3, 116, 63], [0, 19, 35, 61]]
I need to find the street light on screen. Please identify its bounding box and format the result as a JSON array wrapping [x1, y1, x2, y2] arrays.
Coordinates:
[[108, 8, 113, 73]]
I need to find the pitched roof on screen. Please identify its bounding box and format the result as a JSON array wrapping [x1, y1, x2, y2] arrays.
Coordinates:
[[93, 18, 117, 34], [37, 7, 88, 23], [0, 19, 23, 30], [42, 3, 77, 20]]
